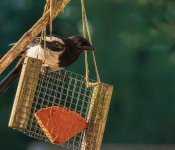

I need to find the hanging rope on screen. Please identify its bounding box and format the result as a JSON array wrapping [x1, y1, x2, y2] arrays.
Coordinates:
[[40, 0, 100, 86], [81, 0, 101, 87], [39, 0, 54, 62], [50, 0, 53, 38]]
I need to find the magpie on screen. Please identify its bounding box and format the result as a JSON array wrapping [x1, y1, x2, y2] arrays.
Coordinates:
[[0, 35, 94, 94]]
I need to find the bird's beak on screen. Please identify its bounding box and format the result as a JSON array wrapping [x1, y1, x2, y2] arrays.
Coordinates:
[[78, 45, 95, 51]]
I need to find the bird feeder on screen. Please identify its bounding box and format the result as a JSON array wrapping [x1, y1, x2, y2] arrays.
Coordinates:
[[8, 57, 113, 150]]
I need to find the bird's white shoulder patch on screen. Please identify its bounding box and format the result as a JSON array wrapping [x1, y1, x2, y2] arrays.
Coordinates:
[[26, 45, 64, 71], [44, 48, 64, 69], [26, 45, 45, 60]]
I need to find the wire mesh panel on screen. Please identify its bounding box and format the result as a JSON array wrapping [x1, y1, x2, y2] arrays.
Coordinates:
[[26, 69, 94, 149], [9, 57, 113, 150]]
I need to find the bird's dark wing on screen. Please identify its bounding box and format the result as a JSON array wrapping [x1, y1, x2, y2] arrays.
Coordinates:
[[0, 57, 24, 94]]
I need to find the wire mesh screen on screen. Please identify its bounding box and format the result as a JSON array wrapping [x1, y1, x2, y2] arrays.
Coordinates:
[[9, 57, 113, 150], [18, 69, 94, 149]]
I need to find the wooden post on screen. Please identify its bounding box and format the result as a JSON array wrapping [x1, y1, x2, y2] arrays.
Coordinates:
[[9, 57, 42, 129], [0, 0, 70, 74], [81, 83, 113, 150]]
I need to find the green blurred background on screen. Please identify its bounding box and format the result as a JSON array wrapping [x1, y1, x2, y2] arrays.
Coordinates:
[[1, 0, 175, 149]]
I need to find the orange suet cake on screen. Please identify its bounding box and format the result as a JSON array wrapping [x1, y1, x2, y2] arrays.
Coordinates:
[[35, 106, 88, 144]]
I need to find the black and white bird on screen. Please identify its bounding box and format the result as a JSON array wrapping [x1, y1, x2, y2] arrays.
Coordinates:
[[0, 35, 94, 94]]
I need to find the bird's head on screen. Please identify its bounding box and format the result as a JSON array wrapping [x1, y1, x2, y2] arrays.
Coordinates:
[[69, 36, 95, 51]]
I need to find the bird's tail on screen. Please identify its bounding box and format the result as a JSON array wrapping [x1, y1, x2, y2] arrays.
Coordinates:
[[0, 57, 24, 94]]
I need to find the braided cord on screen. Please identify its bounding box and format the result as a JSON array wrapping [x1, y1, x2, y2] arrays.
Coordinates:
[[81, 0, 101, 87]]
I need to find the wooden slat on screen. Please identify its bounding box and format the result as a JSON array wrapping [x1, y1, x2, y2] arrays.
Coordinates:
[[8, 57, 42, 129], [0, 0, 70, 74], [81, 83, 113, 150]]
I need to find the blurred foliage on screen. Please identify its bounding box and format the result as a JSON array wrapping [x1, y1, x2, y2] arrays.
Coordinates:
[[1, 0, 175, 149]]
